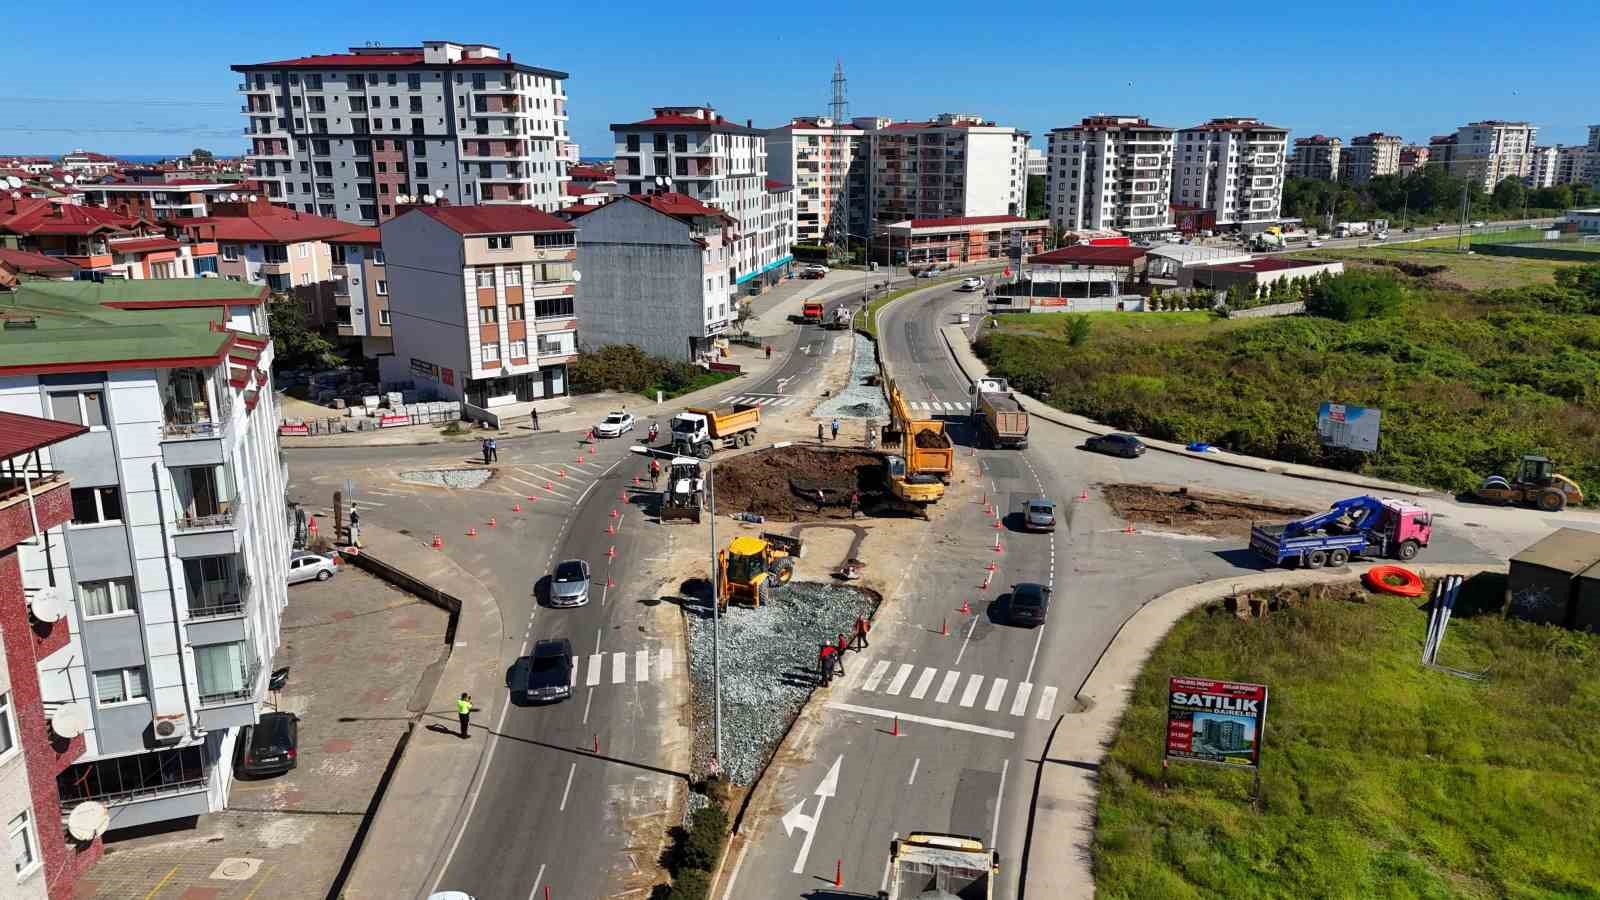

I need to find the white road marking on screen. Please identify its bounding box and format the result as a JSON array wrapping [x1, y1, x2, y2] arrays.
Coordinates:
[[934, 670, 961, 704], [909, 666, 937, 700], [885, 663, 913, 696], [959, 674, 983, 708], [991, 758, 1009, 846], [586, 654, 603, 687], [954, 614, 979, 666], [862, 660, 890, 692], [528, 864, 546, 900], [907, 761, 920, 786], [1024, 623, 1046, 685], [828, 702, 1016, 740], [612, 651, 626, 684], [985, 678, 1008, 712], [636, 649, 650, 682], [880, 832, 899, 893], [1035, 685, 1059, 720], [582, 689, 594, 724], [569, 654, 581, 686], [558, 762, 576, 811], [1010, 682, 1034, 717]]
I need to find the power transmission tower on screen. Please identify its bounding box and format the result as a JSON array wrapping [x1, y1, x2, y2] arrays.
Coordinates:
[[830, 60, 850, 262]]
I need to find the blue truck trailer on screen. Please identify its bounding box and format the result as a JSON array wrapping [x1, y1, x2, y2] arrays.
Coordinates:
[[1250, 495, 1433, 568]]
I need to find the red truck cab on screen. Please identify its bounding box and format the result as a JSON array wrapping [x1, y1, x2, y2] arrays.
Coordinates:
[[801, 301, 824, 323]]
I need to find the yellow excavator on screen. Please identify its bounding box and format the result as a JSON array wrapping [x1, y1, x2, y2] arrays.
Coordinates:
[[717, 532, 803, 609], [882, 377, 950, 507]]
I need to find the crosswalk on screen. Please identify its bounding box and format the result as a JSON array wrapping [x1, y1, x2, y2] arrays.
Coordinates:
[[909, 400, 969, 413], [720, 394, 807, 408], [571, 647, 673, 688], [855, 658, 1059, 721]]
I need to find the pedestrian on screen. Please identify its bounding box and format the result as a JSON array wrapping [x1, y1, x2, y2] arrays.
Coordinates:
[[818, 644, 836, 686], [835, 633, 849, 668], [532, 408, 540, 431], [816, 488, 825, 513], [849, 490, 860, 518], [481, 438, 491, 465], [348, 504, 361, 548], [765, 343, 772, 360], [649, 457, 662, 488], [456, 692, 475, 739], [853, 615, 870, 650], [488, 437, 498, 463], [817, 422, 825, 443], [830, 418, 840, 441]]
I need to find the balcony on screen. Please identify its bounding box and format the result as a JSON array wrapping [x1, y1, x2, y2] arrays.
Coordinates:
[[172, 475, 245, 558], [58, 746, 212, 831], [0, 465, 73, 540]]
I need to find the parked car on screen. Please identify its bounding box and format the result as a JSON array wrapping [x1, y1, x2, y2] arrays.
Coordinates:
[[800, 267, 826, 280], [287, 551, 336, 585], [522, 639, 574, 703], [427, 894, 476, 900], [1024, 496, 1057, 532], [1308, 240, 1324, 248], [917, 268, 938, 278], [594, 410, 635, 438], [547, 559, 591, 607], [957, 276, 985, 292], [235, 711, 299, 777], [1008, 582, 1052, 627], [1085, 433, 1147, 458]]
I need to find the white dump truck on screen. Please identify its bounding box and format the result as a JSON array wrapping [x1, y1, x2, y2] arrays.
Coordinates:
[[880, 832, 998, 900]]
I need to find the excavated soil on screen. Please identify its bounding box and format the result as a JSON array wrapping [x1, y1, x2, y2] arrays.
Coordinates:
[[714, 446, 890, 521], [914, 430, 952, 448], [1102, 483, 1313, 537]]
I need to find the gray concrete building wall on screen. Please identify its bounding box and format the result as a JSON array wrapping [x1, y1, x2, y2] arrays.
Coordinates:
[[576, 201, 703, 360]]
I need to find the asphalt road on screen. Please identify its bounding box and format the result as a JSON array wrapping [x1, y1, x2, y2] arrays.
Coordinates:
[[719, 277, 1578, 899]]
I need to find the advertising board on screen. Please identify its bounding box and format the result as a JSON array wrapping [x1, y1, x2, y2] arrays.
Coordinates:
[[1165, 677, 1268, 768]]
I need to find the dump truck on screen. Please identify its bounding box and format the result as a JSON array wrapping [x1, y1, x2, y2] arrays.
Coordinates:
[[801, 300, 826, 324], [1249, 495, 1433, 568], [658, 456, 704, 523], [824, 305, 853, 329], [717, 532, 803, 609], [970, 377, 1028, 449], [670, 404, 760, 458], [881, 832, 998, 900], [885, 378, 953, 484], [1474, 454, 1584, 512]]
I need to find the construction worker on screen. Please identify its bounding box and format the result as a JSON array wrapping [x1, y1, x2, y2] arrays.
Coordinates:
[[835, 633, 850, 664], [348, 504, 361, 548], [850, 490, 860, 518], [765, 343, 773, 360], [487, 437, 498, 463], [649, 457, 662, 487], [830, 418, 840, 441], [818, 643, 837, 686], [456, 692, 475, 739], [480, 438, 492, 465], [853, 615, 870, 650], [817, 422, 825, 443], [832, 636, 846, 677]]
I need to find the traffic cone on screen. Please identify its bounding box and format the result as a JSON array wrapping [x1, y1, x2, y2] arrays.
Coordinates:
[[993, 517, 1002, 529], [431, 534, 443, 549], [633, 476, 641, 486], [993, 533, 1003, 553], [606, 522, 615, 535], [559, 467, 567, 478], [835, 859, 843, 889], [959, 597, 972, 615], [593, 734, 599, 753], [1078, 489, 1089, 501], [577, 454, 585, 464], [940, 616, 948, 636], [607, 545, 615, 558], [526, 495, 538, 502], [619, 490, 627, 502], [488, 516, 497, 528], [1123, 522, 1136, 534], [466, 526, 478, 537], [606, 577, 615, 588], [545, 480, 554, 491], [891, 716, 900, 737], [985, 562, 997, 572], [512, 502, 522, 512], [610, 508, 619, 518]]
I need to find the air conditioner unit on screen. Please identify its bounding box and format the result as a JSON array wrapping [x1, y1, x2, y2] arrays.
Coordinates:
[[152, 714, 187, 743]]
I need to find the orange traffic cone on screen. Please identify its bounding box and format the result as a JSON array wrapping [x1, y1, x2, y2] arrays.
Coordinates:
[[940, 616, 948, 636], [1123, 522, 1136, 534], [431, 534, 443, 549], [606, 577, 615, 588], [488, 516, 497, 528], [607, 545, 616, 558], [466, 526, 478, 537], [606, 522, 615, 535], [959, 597, 972, 615], [891, 716, 900, 737], [610, 508, 619, 518], [545, 481, 554, 491], [1078, 489, 1089, 501], [512, 502, 522, 513], [559, 467, 567, 478]]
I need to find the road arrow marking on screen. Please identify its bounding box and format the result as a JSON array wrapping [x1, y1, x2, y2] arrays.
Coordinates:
[[788, 754, 843, 875], [781, 800, 815, 838]]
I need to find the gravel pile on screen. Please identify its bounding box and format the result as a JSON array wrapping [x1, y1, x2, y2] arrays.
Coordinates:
[[684, 581, 878, 784], [815, 333, 887, 421], [398, 468, 492, 490]]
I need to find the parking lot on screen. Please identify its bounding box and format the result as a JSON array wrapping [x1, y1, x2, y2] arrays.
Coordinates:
[[76, 568, 447, 900]]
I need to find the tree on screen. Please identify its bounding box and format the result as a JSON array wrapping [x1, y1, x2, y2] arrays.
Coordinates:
[[267, 294, 342, 368], [1026, 174, 1046, 221], [1063, 314, 1092, 346], [1491, 176, 1525, 212], [1305, 271, 1407, 321]]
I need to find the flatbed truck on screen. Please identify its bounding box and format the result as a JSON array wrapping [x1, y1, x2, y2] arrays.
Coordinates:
[[1250, 495, 1433, 568]]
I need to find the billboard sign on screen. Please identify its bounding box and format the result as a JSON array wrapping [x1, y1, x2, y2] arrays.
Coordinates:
[[1317, 402, 1381, 453], [1165, 677, 1268, 768]]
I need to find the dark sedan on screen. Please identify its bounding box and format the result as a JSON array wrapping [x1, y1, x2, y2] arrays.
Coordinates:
[[1085, 433, 1146, 458], [235, 711, 299, 777], [1008, 582, 1052, 627], [522, 639, 574, 703]]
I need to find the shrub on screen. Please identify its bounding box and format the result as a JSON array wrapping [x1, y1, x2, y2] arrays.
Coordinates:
[[679, 804, 729, 873], [666, 868, 712, 900], [1305, 271, 1407, 321]]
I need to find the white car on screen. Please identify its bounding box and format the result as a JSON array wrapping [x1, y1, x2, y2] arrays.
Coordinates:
[[287, 552, 336, 585], [1470, 221, 1485, 228], [1308, 240, 1324, 248], [594, 411, 635, 438], [957, 277, 984, 292]]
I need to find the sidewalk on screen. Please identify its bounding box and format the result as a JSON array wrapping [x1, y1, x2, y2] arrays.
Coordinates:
[[935, 322, 1433, 497], [1027, 562, 1501, 897], [339, 524, 504, 900]]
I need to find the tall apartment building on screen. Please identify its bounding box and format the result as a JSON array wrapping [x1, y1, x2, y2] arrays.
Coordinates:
[[1435, 120, 1537, 189], [863, 113, 1029, 226], [1398, 145, 1430, 176], [1587, 125, 1600, 188], [764, 117, 867, 246], [1287, 135, 1341, 181], [0, 279, 291, 852], [1025, 147, 1046, 178], [378, 204, 578, 413], [1340, 133, 1403, 184], [233, 40, 571, 225], [1527, 146, 1559, 188], [1045, 115, 1176, 235], [1554, 145, 1589, 187], [1171, 117, 1288, 232], [612, 106, 793, 291]]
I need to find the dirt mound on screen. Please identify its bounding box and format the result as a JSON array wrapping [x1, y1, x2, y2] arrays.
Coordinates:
[[1102, 483, 1313, 537], [915, 430, 951, 448], [714, 446, 887, 520]]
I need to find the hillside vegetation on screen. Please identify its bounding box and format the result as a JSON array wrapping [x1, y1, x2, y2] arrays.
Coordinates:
[[975, 264, 1600, 499]]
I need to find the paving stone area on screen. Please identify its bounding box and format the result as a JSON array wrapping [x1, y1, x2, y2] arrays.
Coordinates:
[[77, 570, 446, 899]]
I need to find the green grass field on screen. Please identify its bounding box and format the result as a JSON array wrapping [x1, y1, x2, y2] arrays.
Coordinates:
[[1093, 579, 1600, 899], [1289, 244, 1585, 290]]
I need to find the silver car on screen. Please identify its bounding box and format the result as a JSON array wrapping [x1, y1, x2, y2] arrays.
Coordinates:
[[547, 559, 591, 607], [287, 551, 336, 585], [1024, 497, 1056, 532]]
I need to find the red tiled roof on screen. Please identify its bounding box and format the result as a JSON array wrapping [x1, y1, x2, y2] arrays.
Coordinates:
[[333, 226, 381, 245], [411, 204, 574, 235], [564, 182, 598, 196], [559, 203, 603, 217], [907, 214, 1029, 229], [624, 192, 733, 223], [180, 205, 366, 243], [612, 114, 762, 135], [0, 248, 79, 276], [0, 411, 87, 459], [568, 164, 613, 181], [0, 198, 139, 237], [1205, 257, 1332, 274], [1029, 245, 1148, 267], [108, 236, 180, 254], [250, 51, 427, 67]]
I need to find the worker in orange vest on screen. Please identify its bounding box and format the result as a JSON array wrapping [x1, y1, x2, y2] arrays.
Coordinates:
[[818, 643, 838, 686], [852, 615, 870, 650]]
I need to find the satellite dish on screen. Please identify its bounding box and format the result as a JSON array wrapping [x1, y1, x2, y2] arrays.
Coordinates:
[[50, 701, 88, 739], [228, 192, 240, 201], [5, 175, 21, 188], [9, 192, 19, 200], [67, 801, 110, 842], [654, 176, 664, 187], [423, 195, 436, 204], [572, 269, 582, 282], [247, 194, 258, 202], [28, 586, 66, 623], [64, 174, 75, 184]]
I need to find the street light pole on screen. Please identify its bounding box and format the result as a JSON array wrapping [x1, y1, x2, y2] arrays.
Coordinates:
[[706, 461, 721, 770]]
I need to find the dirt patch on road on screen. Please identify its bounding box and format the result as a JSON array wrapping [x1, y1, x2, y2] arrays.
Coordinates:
[[1102, 483, 1313, 537], [713, 445, 891, 520]]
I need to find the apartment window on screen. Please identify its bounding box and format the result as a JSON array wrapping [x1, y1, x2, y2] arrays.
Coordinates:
[[349, 73, 365, 89], [416, 183, 431, 196], [481, 342, 500, 364], [193, 643, 247, 701], [411, 118, 424, 135], [486, 235, 511, 251], [407, 73, 421, 90], [375, 279, 387, 295], [9, 811, 38, 878], [306, 73, 322, 90], [472, 73, 486, 90], [0, 692, 14, 761], [478, 306, 499, 324], [355, 161, 373, 177], [506, 303, 525, 321], [626, 134, 640, 153], [80, 578, 135, 618], [674, 135, 688, 152], [412, 140, 427, 157], [653, 134, 667, 152], [534, 296, 574, 319], [312, 139, 331, 156], [373, 249, 385, 265], [476, 268, 496, 289], [509, 339, 527, 359], [378, 309, 390, 326], [49, 390, 106, 428], [94, 667, 147, 705], [504, 267, 521, 286], [391, 118, 401, 131], [409, 96, 423, 113]]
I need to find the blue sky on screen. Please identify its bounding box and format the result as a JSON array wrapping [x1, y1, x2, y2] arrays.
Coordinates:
[[2, 1, 1596, 157]]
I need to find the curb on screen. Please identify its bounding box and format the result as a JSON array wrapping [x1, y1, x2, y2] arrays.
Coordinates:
[[935, 323, 1433, 498]]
